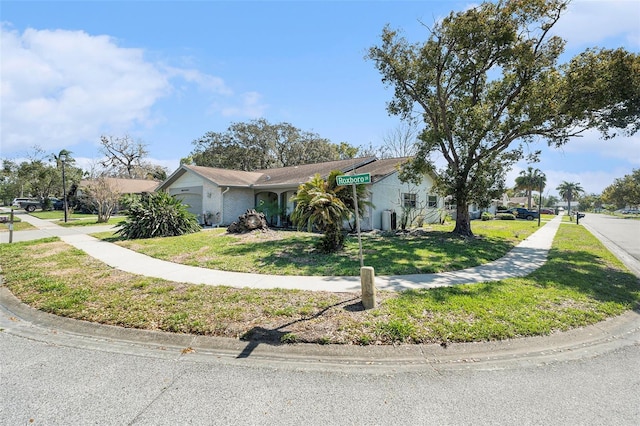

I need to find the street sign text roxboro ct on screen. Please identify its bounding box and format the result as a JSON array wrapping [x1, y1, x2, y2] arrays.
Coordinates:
[[336, 173, 371, 185]]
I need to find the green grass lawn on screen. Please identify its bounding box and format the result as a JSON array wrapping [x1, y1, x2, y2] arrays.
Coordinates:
[[1, 221, 637, 345], [95, 220, 542, 276], [30, 210, 123, 227]]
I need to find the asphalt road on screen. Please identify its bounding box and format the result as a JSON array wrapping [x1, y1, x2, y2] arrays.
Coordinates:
[[580, 213, 640, 276], [1, 330, 638, 425]]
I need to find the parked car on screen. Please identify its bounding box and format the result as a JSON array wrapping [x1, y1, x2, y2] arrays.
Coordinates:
[[12, 197, 33, 207], [16, 197, 62, 212], [52, 198, 65, 210], [17, 199, 43, 212], [540, 208, 555, 215], [508, 207, 540, 220]]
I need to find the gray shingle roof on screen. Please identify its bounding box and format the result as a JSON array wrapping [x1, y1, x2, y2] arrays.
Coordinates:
[[253, 157, 377, 186], [185, 165, 264, 186], [159, 157, 414, 190], [80, 178, 159, 194]]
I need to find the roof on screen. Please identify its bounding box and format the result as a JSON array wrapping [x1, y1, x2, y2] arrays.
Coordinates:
[[253, 157, 377, 187], [186, 165, 264, 187], [157, 157, 418, 191], [353, 157, 411, 183], [80, 178, 159, 194], [507, 196, 538, 206]]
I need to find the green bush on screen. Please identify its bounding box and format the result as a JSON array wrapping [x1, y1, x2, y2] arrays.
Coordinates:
[[116, 192, 201, 239], [481, 212, 493, 221], [314, 225, 345, 254], [496, 213, 516, 220]]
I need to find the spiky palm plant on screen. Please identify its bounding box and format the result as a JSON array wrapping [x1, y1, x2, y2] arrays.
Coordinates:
[[116, 192, 200, 239], [290, 174, 350, 253]]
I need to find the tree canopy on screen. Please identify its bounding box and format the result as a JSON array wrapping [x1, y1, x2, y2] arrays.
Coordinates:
[[1, 147, 83, 204], [99, 135, 168, 180], [184, 119, 360, 171], [367, 0, 639, 236], [602, 169, 640, 209]]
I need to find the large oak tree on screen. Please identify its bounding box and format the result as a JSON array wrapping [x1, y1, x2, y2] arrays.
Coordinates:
[[185, 119, 360, 171], [367, 0, 639, 236]]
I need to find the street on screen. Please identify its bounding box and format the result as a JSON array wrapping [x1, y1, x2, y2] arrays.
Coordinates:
[[580, 213, 640, 276], [1, 330, 638, 425]]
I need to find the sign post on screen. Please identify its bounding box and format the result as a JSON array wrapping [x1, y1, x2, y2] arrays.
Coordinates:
[[336, 173, 370, 267], [337, 172, 375, 309]]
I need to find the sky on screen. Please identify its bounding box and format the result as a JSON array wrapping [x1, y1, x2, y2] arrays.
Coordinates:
[[1, 0, 639, 199]]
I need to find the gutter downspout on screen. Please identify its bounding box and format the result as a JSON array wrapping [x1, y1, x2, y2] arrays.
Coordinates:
[[216, 187, 230, 227]]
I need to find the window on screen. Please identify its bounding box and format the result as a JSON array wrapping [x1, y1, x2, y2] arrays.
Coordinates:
[[403, 193, 417, 208], [427, 195, 438, 208]]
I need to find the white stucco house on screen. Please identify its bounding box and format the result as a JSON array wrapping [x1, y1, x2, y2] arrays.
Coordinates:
[[156, 157, 444, 230]]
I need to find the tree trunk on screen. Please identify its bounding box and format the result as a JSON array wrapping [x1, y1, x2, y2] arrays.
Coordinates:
[[453, 198, 473, 237]]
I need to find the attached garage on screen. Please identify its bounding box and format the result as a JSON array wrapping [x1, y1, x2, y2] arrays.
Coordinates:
[[169, 186, 203, 219]]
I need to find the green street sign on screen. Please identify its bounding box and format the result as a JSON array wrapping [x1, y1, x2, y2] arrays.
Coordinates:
[[336, 173, 371, 186]]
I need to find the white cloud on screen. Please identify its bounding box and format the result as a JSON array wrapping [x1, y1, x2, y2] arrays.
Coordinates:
[[554, 0, 640, 49], [560, 131, 640, 165], [165, 66, 232, 96], [0, 25, 172, 154], [220, 91, 269, 118], [0, 24, 256, 159]]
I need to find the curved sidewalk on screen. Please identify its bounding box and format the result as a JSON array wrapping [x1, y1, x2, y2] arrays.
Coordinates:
[[3, 210, 562, 292]]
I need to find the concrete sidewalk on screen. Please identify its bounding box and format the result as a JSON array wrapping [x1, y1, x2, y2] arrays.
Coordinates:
[[2, 209, 562, 292]]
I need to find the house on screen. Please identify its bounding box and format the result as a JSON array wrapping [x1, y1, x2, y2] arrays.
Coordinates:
[[505, 196, 538, 209], [78, 178, 160, 195], [157, 157, 444, 230]]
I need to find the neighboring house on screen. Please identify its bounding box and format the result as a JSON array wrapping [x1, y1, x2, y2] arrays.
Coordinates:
[[554, 201, 580, 211], [76, 178, 160, 213], [506, 196, 538, 209], [157, 157, 444, 230], [78, 178, 160, 196]]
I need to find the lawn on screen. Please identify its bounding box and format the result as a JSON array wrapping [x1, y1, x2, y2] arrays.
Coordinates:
[[1, 222, 637, 345], [95, 220, 542, 276], [30, 210, 123, 227]]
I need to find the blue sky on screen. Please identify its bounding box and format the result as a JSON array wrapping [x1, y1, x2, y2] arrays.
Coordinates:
[[1, 0, 639, 198]]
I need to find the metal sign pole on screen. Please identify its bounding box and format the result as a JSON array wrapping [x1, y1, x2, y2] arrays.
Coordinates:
[[352, 183, 363, 268]]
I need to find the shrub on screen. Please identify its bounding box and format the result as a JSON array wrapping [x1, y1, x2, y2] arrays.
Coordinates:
[[496, 213, 516, 220], [481, 212, 493, 221], [314, 225, 345, 253], [116, 192, 201, 239]]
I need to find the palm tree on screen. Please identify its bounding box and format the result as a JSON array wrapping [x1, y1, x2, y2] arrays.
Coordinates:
[[515, 167, 546, 209], [326, 170, 373, 231], [291, 171, 373, 253], [556, 181, 584, 215], [290, 174, 350, 253]]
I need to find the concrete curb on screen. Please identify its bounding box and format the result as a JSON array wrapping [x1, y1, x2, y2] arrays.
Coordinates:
[[2, 285, 639, 372]]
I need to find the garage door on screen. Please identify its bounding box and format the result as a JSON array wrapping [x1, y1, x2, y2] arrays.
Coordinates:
[[174, 193, 202, 217], [169, 187, 203, 220]]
